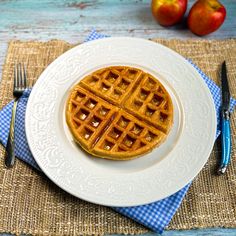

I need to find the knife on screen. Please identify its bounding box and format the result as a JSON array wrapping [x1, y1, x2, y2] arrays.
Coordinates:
[[217, 61, 231, 175]]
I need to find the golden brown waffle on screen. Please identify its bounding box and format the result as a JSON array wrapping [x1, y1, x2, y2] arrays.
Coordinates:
[[79, 66, 143, 106], [66, 66, 173, 160], [124, 73, 173, 134]]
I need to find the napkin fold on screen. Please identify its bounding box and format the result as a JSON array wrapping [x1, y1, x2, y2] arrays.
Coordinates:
[[0, 30, 236, 234]]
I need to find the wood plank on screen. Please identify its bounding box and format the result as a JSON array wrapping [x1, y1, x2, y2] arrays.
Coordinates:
[[162, 228, 236, 236], [112, 228, 236, 235], [0, 0, 235, 78], [0, 0, 235, 42]]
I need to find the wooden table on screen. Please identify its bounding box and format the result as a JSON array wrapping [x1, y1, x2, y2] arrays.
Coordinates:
[[0, 1, 235, 235]]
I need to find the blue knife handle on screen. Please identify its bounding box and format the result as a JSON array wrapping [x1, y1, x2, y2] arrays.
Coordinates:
[[218, 117, 231, 174]]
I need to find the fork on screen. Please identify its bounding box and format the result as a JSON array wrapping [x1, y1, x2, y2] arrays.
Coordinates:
[[5, 63, 27, 168]]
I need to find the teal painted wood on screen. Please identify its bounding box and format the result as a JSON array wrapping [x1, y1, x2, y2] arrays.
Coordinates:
[[3, 228, 236, 236], [0, 0, 235, 41], [0, 1, 236, 235], [0, 0, 235, 40], [111, 228, 236, 235], [0, 0, 235, 74], [0, 229, 235, 236], [162, 228, 236, 236]]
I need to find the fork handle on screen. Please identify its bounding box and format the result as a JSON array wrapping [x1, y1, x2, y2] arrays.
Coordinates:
[[5, 99, 18, 168]]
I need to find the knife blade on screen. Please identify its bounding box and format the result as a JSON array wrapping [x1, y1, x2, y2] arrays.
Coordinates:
[[221, 61, 230, 113], [217, 61, 231, 175]]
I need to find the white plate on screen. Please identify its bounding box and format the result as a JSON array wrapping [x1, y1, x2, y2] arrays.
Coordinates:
[[25, 37, 216, 207]]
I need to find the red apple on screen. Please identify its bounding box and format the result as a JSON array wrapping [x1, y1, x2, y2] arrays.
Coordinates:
[[152, 0, 188, 26], [187, 0, 226, 36]]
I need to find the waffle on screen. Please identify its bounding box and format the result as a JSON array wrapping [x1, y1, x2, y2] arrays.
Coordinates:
[[66, 66, 173, 160]]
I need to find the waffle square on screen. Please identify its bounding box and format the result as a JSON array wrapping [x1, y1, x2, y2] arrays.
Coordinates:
[[124, 73, 173, 134]]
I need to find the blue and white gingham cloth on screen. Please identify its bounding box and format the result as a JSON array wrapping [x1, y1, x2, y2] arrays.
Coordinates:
[[0, 90, 39, 169], [0, 30, 236, 234]]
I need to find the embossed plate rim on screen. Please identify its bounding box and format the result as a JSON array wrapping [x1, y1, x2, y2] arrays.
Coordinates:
[[25, 37, 216, 207]]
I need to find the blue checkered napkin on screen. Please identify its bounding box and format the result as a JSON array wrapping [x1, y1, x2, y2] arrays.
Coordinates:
[[0, 89, 39, 169], [85, 29, 109, 42], [189, 61, 236, 138], [114, 183, 191, 233], [0, 30, 236, 234]]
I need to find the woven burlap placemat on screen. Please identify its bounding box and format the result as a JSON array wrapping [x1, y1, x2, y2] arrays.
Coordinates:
[[0, 39, 235, 236]]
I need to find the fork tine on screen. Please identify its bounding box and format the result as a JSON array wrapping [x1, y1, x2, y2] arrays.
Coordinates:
[[14, 64, 18, 89], [17, 63, 22, 89], [23, 63, 27, 89], [20, 63, 24, 89]]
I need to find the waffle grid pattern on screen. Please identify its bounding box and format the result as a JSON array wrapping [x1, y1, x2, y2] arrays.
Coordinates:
[[68, 86, 116, 149], [80, 67, 142, 105], [93, 112, 164, 157], [67, 66, 171, 159], [124, 74, 172, 133]]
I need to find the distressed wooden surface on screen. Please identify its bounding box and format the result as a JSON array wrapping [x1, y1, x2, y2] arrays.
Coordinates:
[[0, 0, 236, 235], [2, 228, 236, 236], [0, 0, 235, 41], [0, 0, 236, 75]]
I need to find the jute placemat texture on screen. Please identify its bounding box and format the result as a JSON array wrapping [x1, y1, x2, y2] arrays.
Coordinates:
[[0, 39, 235, 236]]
